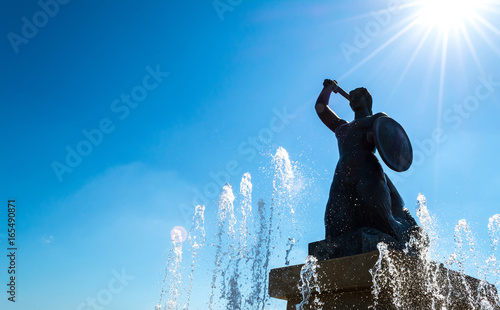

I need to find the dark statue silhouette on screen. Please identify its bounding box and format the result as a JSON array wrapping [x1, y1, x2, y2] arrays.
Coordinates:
[[309, 79, 422, 260]]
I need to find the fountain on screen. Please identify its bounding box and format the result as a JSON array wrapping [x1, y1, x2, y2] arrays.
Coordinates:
[[155, 146, 499, 309]]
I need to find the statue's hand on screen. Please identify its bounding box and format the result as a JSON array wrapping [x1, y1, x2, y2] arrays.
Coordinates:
[[323, 79, 337, 91]]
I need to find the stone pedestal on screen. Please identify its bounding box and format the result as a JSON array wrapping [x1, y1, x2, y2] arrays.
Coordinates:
[[308, 230, 399, 261], [269, 250, 500, 309]]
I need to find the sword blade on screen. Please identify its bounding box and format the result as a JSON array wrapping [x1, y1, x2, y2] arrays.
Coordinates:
[[332, 80, 350, 101]]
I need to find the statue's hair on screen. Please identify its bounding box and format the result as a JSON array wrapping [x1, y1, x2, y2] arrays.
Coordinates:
[[349, 87, 372, 114]]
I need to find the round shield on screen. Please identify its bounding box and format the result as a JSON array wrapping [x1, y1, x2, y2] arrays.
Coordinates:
[[373, 116, 413, 172]]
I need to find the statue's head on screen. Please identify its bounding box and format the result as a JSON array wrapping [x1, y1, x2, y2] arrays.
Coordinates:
[[349, 87, 372, 115]]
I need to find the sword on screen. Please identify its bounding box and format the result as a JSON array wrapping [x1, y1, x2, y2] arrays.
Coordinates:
[[332, 80, 350, 101]]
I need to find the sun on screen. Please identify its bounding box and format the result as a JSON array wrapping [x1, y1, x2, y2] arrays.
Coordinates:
[[338, 0, 499, 88], [415, 0, 484, 30]]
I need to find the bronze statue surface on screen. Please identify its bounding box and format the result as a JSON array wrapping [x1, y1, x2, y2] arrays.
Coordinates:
[[309, 79, 421, 260]]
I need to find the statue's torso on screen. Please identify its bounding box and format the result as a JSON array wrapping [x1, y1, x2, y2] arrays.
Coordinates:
[[334, 115, 384, 183], [335, 116, 376, 157]]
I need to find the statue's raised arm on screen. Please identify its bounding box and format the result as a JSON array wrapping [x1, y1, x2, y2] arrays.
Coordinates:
[[315, 79, 348, 133]]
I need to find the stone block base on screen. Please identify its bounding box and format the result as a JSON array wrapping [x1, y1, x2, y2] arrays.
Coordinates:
[[269, 250, 500, 309], [308, 228, 399, 261]]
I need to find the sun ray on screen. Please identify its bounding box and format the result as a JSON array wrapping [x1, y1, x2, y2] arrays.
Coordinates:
[[339, 18, 419, 81], [390, 26, 434, 98], [474, 0, 500, 16], [431, 26, 450, 194], [437, 29, 449, 130], [467, 16, 500, 58], [470, 11, 500, 36], [335, 1, 421, 25], [458, 22, 486, 76]]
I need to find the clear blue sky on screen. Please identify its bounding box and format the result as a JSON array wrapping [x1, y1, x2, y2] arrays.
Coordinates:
[[1, 0, 499, 309]]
